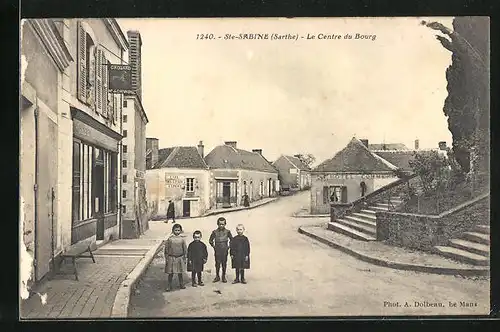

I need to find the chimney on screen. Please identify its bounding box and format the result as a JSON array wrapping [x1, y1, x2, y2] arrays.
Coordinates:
[[359, 139, 369, 148], [146, 137, 159, 169], [438, 141, 447, 151], [252, 149, 263, 155], [414, 139, 420, 150], [224, 141, 237, 149], [197, 140, 204, 158]]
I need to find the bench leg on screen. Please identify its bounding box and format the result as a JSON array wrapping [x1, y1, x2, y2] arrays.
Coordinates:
[[72, 257, 79, 281], [89, 249, 96, 263]]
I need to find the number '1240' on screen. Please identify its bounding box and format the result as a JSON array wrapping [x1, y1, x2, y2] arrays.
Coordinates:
[[197, 34, 215, 40]]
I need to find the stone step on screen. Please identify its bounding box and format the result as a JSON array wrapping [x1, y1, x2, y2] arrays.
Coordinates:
[[360, 209, 377, 215], [449, 239, 490, 257], [434, 246, 489, 266], [462, 232, 490, 245], [474, 224, 490, 234], [352, 212, 377, 221], [337, 218, 376, 235], [370, 206, 389, 211], [344, 215, 377, 228], [328, 222, 376, 241]]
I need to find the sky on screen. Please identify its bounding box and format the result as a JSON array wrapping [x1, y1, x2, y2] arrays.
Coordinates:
[[117, 17, 454, 166]]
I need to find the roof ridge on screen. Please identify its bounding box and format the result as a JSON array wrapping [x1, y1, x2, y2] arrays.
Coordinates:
[[353, 138, 398, 170]]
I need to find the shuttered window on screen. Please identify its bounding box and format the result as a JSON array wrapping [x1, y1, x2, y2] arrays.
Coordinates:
[[95, 48, 103, 114], [77, 21, 87, 102], [101, 56, 109, 118]]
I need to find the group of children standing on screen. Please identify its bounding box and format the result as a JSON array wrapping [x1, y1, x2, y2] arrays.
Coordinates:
[[163, 217, 251, 292]]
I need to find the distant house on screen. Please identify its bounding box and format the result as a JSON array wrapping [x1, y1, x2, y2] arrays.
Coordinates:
[[310, 137, 400, 214], [145, 139, 210, 218], [205, 141, 279, 209], [272, 155, 311, 191], [368, 143, 409, 151]]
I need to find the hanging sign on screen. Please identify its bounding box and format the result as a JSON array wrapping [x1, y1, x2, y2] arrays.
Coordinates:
[[108, 64, 133, 93]]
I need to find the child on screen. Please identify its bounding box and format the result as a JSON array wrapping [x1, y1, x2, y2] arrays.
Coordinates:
[[209, 217, 233, 283], [164, 223, 187, 291], [187, 230, 208, 287], [230, 224, 250, 284]]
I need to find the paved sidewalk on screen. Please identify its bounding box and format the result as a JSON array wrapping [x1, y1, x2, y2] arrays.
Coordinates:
[[299, 223, 489, 277], [20, 238, 161, 319], [202, 197, 278, 216]]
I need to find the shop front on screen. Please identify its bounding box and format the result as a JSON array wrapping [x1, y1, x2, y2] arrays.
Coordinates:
[[70, 107, 122, 244]]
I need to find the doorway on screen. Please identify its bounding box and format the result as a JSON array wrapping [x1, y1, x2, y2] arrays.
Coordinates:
[[183, 200, 191, 217], [222, 182, 231, 207], [93, 148, 105, 241]]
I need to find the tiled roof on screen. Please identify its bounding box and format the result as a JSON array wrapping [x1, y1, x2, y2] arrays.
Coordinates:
[[368, 143, 409, 151], [312, 137, 398, 173], [205, 145, 278, 173], [374, 150, 437, 172], [284, 155, 311, 171], [153, 146, 208, 169]]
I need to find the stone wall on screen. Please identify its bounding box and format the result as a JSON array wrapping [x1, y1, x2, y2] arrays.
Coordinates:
[[377, 195, 489, 252]]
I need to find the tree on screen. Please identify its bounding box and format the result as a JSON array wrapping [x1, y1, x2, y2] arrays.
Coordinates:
[[295, 153, 316, 168], [422, 18, 489, 175], [408, 151, 450, 195]]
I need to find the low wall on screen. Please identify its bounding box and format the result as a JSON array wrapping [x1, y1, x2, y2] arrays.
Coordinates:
[[376, 195, 489, 252]]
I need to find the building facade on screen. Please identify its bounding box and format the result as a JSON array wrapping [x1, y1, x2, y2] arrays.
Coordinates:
[[310, 137, 400, 214], [205, 141, 279, 209], [145, 140, 211, 218], [121, 93, 148, 238], [272, 155, 311, 191], [20, 18, 128, 282]]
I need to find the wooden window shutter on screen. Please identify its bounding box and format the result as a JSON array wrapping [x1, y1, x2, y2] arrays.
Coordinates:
[[112, 94, 118, 125], [95, 48, 103, 114], [323, 186, 329, 204], [77, 21, 87, 103], [101, 56, 109, 118], [341, 186, 348, 203]]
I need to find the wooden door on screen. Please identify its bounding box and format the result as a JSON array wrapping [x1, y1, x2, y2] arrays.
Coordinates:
[[183, 200, 191, 217], [35, 111, 58, 281]]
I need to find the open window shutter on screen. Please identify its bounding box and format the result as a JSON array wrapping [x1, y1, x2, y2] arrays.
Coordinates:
[[101, 56, 109, 118], [77, 21, 87, 102], [341, 187, 348, 203], [112, 94, 118, 125], [95, 48, 103, 114], [323, 186, 329, 204]]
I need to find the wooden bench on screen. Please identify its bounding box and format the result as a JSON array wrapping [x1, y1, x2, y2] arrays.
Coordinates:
[[57, 242, 96, 281]]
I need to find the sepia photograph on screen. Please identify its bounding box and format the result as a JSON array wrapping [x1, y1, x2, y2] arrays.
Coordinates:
[[19, 16, 490, 319]]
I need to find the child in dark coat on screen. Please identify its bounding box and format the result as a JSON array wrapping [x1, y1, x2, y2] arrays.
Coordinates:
[[187, 230, 208, 287], [230, 224, 250, 284], [209, 217, 233, 283]]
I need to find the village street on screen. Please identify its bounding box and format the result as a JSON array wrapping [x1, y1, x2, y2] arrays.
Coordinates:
[[129, 191, 489, 317]]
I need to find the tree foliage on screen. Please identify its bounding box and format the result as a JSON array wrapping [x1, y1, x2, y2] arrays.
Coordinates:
[[423, 17, 489, 175], [295, 153, 316, 168], [408, 151, 450, 195]]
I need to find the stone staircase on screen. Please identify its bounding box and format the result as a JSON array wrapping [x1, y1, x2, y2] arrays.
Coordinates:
[[434, 224, 490, 266], [327, 195, 403, 241]]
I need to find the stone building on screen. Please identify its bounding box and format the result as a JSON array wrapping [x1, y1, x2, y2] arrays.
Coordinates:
[[20, 19, 129, 282], [121, 93, 148, 238], [204, 141, 279, 209], [310, 137, 399, 214], [120, 30, 149, 239], [145, 140, 211, 218], [272, 155, 311, 191]]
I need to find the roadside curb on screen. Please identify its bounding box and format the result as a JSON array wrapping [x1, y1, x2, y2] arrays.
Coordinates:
[[202, 198, 279, 217], [298, 226, 489, 277], [111, 240, 164, 318]]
